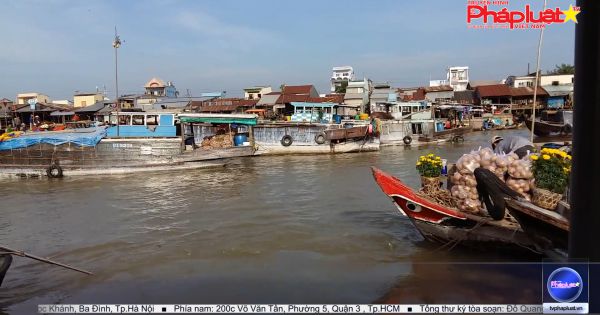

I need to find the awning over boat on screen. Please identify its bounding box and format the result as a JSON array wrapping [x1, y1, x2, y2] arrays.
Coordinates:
[[178, 113, 258, 125], [0, 127, 107, 151]]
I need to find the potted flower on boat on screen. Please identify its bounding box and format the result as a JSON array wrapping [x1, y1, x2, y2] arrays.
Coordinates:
[[529, 148, 572, 210], [416, 153, 443, 193]]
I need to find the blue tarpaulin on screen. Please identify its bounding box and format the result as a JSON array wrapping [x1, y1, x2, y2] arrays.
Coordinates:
[[0, 127, 107, 151]]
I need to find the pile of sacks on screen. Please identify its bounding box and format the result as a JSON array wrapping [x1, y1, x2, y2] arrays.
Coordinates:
[[201, 134, 233, 149], [450, 147, 534, 213]]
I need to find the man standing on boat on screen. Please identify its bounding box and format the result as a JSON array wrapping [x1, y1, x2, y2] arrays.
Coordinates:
[[491, 135, 535, 159]]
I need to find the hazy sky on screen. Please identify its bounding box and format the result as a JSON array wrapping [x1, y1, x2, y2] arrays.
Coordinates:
[[0, 0, 575, 100]]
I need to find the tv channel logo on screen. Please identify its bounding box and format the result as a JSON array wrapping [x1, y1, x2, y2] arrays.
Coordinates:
[[547, 267, 583, 303], [543, 264, 589, 314]]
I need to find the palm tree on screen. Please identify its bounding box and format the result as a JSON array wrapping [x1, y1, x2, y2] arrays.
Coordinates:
[[547, 63, 575, 75]]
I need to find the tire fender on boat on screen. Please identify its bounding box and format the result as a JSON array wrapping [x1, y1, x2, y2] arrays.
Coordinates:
[[403, 136, 412, 145], [452, 135, 465, 143], [46, 164, 63, 178], [281, 135, 293, 147], [561, 124, 572, 134], [314, 132, 326, 145]]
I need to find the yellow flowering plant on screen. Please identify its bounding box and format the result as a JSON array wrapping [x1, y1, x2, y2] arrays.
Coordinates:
[[529, 148, 572, 194], [416, 153, 443, 177]]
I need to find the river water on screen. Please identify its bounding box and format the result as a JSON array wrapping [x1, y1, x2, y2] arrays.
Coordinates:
[[1, 129, 540, 313]]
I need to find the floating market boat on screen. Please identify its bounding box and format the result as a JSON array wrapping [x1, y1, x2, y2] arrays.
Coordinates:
[[525, 109, 573, 137], [252, 121, 379, 155], [370, 167, 536, 250], [0, 112, 258, 177], [504, 198, 570, 256]]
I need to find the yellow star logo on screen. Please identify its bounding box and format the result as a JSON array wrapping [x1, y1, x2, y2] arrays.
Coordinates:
[[563, 5, 580, 23]]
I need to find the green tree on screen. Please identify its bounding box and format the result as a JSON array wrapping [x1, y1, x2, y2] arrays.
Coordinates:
[[335, 80, 348, 93], [547, 63, 575, 75]]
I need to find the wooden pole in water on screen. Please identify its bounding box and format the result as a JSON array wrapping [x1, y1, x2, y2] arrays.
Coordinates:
[[529, 0, 547, 144], [569, 0, 600, 260], [0, 245, 93, 275]]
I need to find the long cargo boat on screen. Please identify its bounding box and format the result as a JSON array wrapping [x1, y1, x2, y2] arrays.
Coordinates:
[[0, 112, 258, 177]]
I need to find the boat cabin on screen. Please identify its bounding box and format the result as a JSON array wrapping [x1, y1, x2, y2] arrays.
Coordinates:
[[289, 102, 334, 123], [388, 102, 427, 119], [178, 113, 258, 151], [106, 112, 177, 137]]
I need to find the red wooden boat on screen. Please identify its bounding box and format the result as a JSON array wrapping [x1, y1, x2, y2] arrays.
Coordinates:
[[371, 167, 536, 250]]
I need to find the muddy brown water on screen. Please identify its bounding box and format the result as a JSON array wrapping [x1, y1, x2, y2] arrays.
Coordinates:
[[1, 129, 544, 313]]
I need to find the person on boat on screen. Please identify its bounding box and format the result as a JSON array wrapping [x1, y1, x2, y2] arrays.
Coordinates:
[[72, 114, 80, 122], [491, 135, 535, 159], [505, 119, 510, 127]]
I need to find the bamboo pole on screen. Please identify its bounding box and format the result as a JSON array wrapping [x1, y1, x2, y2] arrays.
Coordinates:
[[530, 0, 548, 143], [0, 245, 93, 275]]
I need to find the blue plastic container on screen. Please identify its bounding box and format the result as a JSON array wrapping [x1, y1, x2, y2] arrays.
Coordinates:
[[233, 134, 247, 146], [333, 115, 342, 124]]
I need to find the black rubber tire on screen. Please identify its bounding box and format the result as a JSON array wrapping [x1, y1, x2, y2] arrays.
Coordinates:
[[474, 168, 521, 220], [46, 165, 63, 178], [452, 135, 465, 143], [561, 124, 572, 134], [314, 132, 326, 145], [280, 135, 293, 147], [403, 136, 412, 145]]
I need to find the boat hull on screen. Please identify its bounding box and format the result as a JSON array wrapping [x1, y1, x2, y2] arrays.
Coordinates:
[[0, 254, 12, 288], [371, 167, 535, 249]]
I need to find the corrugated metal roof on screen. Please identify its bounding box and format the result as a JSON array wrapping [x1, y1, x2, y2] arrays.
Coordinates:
[[257, 94, 280, 106], [542, 84, 573, 97], [423, 85, 453, 92], [282, 85, 314, 95], [74, 101, 108, 113], [511, 86, 548, 97], [476, 84, 512, 97]]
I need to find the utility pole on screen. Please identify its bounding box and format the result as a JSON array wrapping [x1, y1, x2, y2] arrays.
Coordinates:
[[113, 27, 122, 137], [569, 0, 600, 261]]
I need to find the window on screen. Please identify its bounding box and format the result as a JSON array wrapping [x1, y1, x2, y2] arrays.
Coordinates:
[[552, 81, 559, 86], [518, 82, 525, 87], [81, 101, 87, 106], [118, 115, 131, 125], [526, 81, 533, 87], [411, 123, 423, 135], [132, 115, 145, 125], [146, 115, 159, 126]]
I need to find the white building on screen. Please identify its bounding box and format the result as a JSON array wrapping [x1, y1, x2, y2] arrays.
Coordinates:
[[506, 74, 574, 88], [505, 75, 535, 88], [331, 66, 355, 92], [446, 66, 469, 91], [243, 86, 272, 100], [540, 74, 574, 86]]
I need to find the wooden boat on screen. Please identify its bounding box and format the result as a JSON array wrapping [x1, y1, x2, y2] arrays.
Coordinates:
[[370, 167, 535, 250], [525, 109, 573, 137], [324, 125, 368, 141], [504, 198, 569, 256]]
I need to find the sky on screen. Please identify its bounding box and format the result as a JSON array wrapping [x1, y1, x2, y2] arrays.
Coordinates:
[[0, 0, 576, 100]]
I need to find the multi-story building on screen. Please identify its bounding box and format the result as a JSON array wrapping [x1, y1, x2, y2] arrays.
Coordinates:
[[16, 92, 50, 105], [330, 66, 355, 92], [369, 83, 397, 113], [446, 66, 469, 91], [343, 78, 371, 115], [243, 86, 272, 100], [73, 92, 104, 108], [144, 77, 178, 98]]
